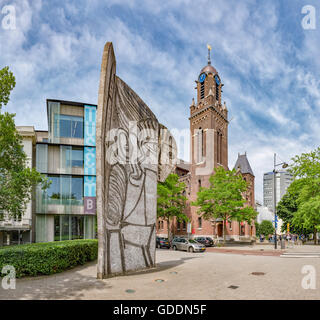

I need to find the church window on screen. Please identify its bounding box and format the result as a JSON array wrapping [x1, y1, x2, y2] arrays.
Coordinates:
[[217, 130, 223, 164], [216, 83, 219, 101], [198, 217, 202, 229], [196, 128, 204, 162], [169, 136, 173, 162], [200, 81, 205, 99], [182, 220, 186, 230]]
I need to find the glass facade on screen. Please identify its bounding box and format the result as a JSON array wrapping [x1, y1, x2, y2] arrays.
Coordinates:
[[35, 100, 97, 243], [53, 215, 95, 241], [54, 114, 84, 139]]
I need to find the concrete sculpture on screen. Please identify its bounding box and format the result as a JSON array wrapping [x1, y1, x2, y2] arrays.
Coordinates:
[[96, 42, 176, 278]]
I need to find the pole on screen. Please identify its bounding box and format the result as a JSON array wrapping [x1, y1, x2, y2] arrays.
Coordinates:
[[274, 153, 277, 249]]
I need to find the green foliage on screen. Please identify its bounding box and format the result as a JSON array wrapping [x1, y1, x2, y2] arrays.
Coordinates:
[[255, 221, 260, 237], [0, 66, 16, 110], [157, 173, 188, 240], [257, 220, 274, 236], [192, 167, 257, 243], [276, 179, 309, 234], [0, 240, 98, 278], [0, 67, 49, 219], [0, 112, 50, 219], [292, 179, 320, 235], [288, 147, 320, 243], [290, 147, 320, 180]]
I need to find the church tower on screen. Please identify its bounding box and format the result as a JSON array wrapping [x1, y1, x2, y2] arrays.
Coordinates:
[[188, 46, 229, 236]]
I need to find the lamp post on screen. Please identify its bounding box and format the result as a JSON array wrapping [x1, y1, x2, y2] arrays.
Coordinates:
[[273, 153, 288, 249]]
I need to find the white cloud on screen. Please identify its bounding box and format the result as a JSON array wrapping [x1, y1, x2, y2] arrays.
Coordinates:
[[1, 0, 320, 204]]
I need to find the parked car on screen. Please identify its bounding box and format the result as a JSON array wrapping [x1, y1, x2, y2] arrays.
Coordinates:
[[156, 237, 170, 249], [194, 237, 214, 247], [171, 238, 206, 252]]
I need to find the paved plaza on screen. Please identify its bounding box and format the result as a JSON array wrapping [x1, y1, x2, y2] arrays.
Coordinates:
[[1, 245, 320, 300]]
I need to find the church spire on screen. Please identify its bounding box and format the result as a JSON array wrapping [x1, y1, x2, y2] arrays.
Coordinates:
[[207, 44, 212, 65]]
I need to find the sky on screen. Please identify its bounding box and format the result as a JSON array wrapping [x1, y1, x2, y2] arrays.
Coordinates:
[[1, 0, 320, 202]]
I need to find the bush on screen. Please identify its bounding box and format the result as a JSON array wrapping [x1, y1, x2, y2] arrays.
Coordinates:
[[257, 220, 275, 237], [0, 239, 98, 278]]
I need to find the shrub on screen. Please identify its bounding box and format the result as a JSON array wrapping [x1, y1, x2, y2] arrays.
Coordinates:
[[257, 220, 275, 237], [0, 239, 98, 278]]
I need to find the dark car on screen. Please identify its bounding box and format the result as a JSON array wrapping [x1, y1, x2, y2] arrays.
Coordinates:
[[194, 237, 214, 247], [156, 237, 170, 249]]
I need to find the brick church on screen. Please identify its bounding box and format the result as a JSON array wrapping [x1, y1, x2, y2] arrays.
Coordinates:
[[157, 48, 256, 242]]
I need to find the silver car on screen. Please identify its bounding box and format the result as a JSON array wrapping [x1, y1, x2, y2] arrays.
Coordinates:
[[171, 238, 206, 253]]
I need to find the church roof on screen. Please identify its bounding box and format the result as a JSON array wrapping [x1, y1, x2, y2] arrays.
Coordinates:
[[233, 153, 254, 176], [176, 159, 191, 172], [200, 64, 217, 75]]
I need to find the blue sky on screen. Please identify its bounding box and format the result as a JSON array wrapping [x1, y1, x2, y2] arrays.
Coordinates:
[[1, 0, 320, 201]]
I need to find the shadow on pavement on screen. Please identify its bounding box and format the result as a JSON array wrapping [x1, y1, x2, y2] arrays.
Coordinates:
[[0, 261, 111, 300]]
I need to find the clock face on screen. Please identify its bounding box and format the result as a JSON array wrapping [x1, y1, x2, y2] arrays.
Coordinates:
[[215, 75, 220, 86], [199, 73, 206, 83]]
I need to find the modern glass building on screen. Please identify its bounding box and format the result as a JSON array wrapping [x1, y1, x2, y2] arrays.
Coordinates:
[[34, 99, 97, 242]]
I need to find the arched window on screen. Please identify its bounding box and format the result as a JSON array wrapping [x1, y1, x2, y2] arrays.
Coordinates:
[[169, 136, 173, 163], [198, 179, 201, 191], [196, 128, 204, 163], [198, 217, 202, 229], [200, 81, 205, 99], [216, 83, 219, 101], [217, 130, 223, 164]]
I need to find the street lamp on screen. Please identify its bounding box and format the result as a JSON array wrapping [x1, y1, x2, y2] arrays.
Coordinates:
[[273, 153, 288, 249]]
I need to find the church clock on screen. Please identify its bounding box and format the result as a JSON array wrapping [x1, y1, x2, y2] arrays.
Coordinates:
[[199, 73, 206, 83]]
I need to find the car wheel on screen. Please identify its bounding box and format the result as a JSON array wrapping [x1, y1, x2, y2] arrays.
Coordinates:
[[172, 245, 177, 251], [188, 246, 194, 253]]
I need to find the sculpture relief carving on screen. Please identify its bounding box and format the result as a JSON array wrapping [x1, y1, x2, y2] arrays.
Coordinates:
[[96, 42, 175, 278]]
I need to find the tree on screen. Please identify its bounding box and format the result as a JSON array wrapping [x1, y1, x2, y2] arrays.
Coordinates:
[[257, 220, 274, 237], [0, 66, 16, 111], [276, 179, 311, 234], [292, 178, 320, 243], [0, 67, 49, 220], [157, 173, 188, 242], [255, 222, 260, 237], [192, 167, 257, 244], [289, 147, 320, 244]]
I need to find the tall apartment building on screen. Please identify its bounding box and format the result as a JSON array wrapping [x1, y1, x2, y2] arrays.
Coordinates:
[[263, 171, 293, 212], [34, 99, 97, 242]]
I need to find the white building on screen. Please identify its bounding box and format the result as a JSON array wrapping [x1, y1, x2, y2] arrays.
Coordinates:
[[0, 126, 35, 245], [256, 201, 283, 235], [263, 171, 293, 212]]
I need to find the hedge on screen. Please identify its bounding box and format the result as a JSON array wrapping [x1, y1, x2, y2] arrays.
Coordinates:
[[0, 239, 98, 278]]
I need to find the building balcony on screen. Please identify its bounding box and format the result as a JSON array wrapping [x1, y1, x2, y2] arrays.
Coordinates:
[[0, 218, 32, 230]]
